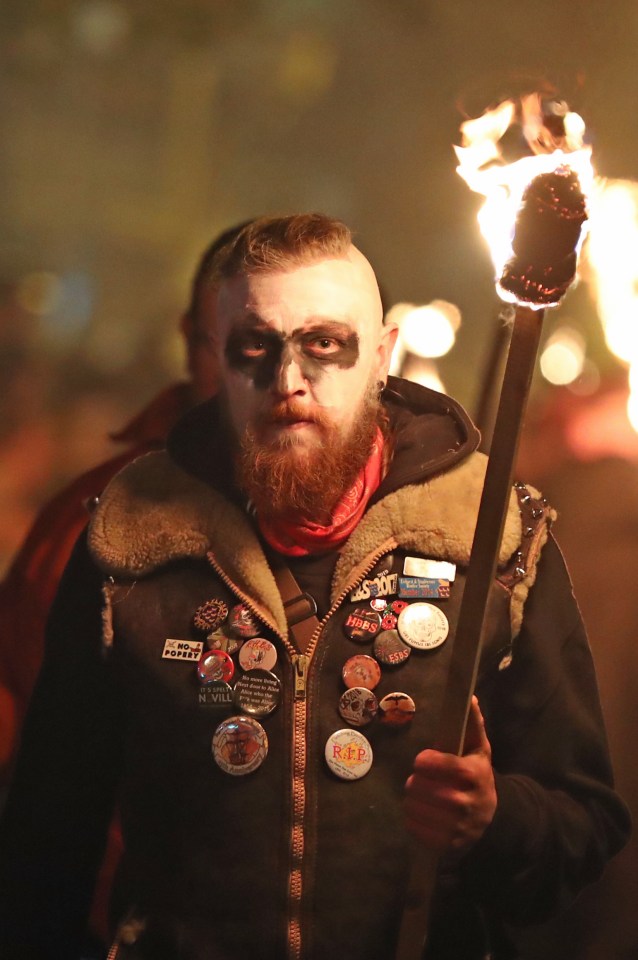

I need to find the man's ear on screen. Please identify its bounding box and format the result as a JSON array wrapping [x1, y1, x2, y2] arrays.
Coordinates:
[[376, 321, 399, 381]]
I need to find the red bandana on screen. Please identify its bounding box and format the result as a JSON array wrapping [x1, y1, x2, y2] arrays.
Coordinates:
[[258, 428, 385, 556]]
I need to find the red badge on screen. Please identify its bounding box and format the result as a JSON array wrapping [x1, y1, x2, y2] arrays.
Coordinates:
[[197, 650, 235, 684], [391, 599, 409, 615]]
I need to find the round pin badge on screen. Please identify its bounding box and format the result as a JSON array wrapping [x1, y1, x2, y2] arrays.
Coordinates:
[[233, 669, 281, 718], [342, 654, 382, 691], [378, 692, 416, 727], [342, 608, 382, 643], [397, 602, 449, 650], [229, 604, 261, 639], [192, 598, 229, 634], [212, 716, 268, 775], [325, 729, 373, 780], [197, 649, 235, 684], [391, 599, 409, 615], [381, 613, 398, 631], [206, 629, 243, 656], [197, 680, 233, 709], [370, 598, 388, 613], [373, 629, 411, 667], [238, 638, 278, 672], [338, 686, 378, 727]]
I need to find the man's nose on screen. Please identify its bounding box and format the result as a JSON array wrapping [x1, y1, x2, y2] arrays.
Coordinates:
[[272, 345, 307, 397]]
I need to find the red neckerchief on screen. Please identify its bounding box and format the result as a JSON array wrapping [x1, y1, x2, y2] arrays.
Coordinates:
[[258, 428, 385, 556]]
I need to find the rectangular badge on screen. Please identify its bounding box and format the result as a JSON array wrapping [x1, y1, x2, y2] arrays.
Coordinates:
[[398, 576, 451, 599], [162, 638, 204, 661], [403, 557, 456, 582], [349, 572, 398, 604]]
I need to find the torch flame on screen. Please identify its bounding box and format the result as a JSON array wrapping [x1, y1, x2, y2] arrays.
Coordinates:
[[585, 178, 638, 433], [585, 179, 638, 364], [455, 95, 594, 309]]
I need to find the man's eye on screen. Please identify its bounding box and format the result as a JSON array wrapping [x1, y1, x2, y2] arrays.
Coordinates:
[[306, 337, 341, 356], [240, 338, 267, 358]]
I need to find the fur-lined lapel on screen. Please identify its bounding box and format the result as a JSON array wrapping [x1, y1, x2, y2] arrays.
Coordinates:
[[89, 449, 522, 636], [88, 451, 288, 636], [332, 452, 519, 599]]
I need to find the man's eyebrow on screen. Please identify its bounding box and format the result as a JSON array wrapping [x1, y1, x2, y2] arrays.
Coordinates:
[[232, 315, 357, 337], [233, 312, 275, 331], [293, 318, 356, 337]]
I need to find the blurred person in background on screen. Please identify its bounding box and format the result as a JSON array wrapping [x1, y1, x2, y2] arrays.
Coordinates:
[[515, 376, 638, 960], [0, 221, 247, 950]]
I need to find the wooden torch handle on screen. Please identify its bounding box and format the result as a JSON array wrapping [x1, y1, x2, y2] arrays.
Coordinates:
[[394, 305, 545, 960]]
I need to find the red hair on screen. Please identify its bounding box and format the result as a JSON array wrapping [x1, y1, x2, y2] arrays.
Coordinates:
[[213, 213, 352, 280]]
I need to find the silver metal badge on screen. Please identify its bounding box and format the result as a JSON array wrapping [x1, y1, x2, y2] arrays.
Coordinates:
[[403, 557, 457, 581]]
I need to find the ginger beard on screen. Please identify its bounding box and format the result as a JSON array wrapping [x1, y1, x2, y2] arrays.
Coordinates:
[[235, 379, 385, 523]]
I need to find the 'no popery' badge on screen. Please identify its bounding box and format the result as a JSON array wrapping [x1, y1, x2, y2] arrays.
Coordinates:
[[162, 638, 204, 661]]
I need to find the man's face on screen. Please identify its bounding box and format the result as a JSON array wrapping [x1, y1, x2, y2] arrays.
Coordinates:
[[216, 248, 395, 451]]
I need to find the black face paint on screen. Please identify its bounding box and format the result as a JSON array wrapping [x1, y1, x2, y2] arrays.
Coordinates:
[[225, 326, 285, 390], [225, 321, 360, 390], [296, 328, 360, 371]]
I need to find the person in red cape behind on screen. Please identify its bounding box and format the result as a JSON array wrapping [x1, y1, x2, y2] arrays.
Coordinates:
[[0, 221, 248, 947]]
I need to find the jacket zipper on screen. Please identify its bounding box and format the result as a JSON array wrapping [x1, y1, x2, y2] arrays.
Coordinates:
[[205, 551, 287, 646], [106, 942, 120, 960], [285, 543, 396, 960], [208, 545, 395, 960]]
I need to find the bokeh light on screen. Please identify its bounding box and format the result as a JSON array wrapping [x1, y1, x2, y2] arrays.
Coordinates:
[[71, 0, 131, 57], [540, 327, 586, 386], [401, 355, 445, 393], [276, 31, 337, 102], [16, 272, 61, 317], [386, 300, 461, 363]]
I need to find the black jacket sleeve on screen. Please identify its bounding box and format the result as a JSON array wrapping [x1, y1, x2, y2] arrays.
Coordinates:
[[462, 534, 631, 925], [0, 530, 125, 959]]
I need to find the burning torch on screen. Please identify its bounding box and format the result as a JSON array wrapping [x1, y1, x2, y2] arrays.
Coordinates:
[[395, 94, 592, 960]]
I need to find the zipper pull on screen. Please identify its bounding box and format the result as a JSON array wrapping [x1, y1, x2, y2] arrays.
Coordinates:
[[293, 654, 309, 700]]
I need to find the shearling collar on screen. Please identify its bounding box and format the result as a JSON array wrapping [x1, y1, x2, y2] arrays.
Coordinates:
[[89, 450, 289, 635], [88, 378, 537, 639], [88, 449, 524, 640]]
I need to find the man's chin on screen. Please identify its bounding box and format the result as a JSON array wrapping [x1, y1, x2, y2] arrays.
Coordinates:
[[238, 427, 340, 519], [237, 386, 384, 521]]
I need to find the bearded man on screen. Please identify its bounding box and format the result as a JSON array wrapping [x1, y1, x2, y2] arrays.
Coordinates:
[[0, 214, 629, 960]]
